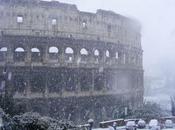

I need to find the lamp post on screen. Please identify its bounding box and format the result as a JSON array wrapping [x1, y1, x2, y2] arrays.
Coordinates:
[[88, 119, 94, 130]]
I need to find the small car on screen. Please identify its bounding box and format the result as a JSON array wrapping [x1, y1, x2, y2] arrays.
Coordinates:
[[149, 119, 160, 130], [126, 121, 137, 130], [137, 119, 146, 128], [165, 119, 173, 128]]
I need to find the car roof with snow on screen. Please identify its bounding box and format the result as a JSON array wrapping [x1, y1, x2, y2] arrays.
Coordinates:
[[149, 119, 159, 126]]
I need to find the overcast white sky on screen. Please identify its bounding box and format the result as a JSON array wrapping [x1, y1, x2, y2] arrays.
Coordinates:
[[48, 0, 175, 76]]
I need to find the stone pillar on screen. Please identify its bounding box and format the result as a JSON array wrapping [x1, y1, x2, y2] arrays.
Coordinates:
[[103, 71, 107, 91], [102, 50, 106, 65], [44, 72, 49, 97], [25, 46, 31, 64], [23, 75, 28, 96], [43, 45, 48, 64], [61, 70, 65, 95], [91, 69, 95, 91], [76, 69, 81, 93], [74, 47, 81, 93], [111, 50, 114, 65], [7, 44, 13, 63], [26, 73, 31, 98], [126, 52, 129, 65], [90, 49, 96, 65], [135, 54, 137, 66], [74, 47, 80, 65], [120, 51, 125, 64], [60, 47, 65, 64], [140, 55, 143, 67], [136, 55, 139, 66]]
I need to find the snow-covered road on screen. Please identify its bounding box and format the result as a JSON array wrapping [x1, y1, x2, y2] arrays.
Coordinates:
[[93, 128, 175, 130]]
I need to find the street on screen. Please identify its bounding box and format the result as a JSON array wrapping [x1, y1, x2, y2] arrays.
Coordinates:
[[93, 127, 175, 130]]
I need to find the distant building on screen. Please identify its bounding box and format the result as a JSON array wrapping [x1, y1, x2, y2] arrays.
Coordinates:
[[0, 0, 143, 124]]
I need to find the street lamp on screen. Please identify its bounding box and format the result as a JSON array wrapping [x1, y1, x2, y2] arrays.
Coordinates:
[[88, 119, 94, 130]]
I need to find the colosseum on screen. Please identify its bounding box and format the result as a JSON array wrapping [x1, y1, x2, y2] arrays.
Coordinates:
[[0, 0, 143, 124]]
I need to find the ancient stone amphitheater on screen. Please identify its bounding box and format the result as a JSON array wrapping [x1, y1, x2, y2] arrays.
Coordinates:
[[0, 0, 143, 124]]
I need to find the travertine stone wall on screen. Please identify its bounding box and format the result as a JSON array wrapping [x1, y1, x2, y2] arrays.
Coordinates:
[[0, 0, 143, 125]]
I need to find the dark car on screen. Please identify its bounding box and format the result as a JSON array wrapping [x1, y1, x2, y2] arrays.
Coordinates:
[[137, 119, 146, 129]]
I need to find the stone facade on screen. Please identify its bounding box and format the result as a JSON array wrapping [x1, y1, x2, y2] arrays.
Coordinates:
[[0, 0, 143, 124]]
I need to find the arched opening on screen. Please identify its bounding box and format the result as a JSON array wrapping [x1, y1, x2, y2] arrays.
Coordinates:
[[117, 52, 122, 64], [0, 47, 7, 61], [15, 47, 25, 52], [94, 74, 104, 91], [123, 53, 126, 64], [106, 50, 110, 57], [115, 51, 119, 64], [118, 52, 126, 64], [94, 49, 100, 63], [80, 48, 88, 63], [30, 73, 45, 93], [80, 48, 88, 55], [0, 47, 7, 52], [106, 71, 116, 90], [131, 55, 136, 65], [94, 49, 99, 56], [64, 69, 77, 91], [31, 48, 40, 53], [107, 24, 112, 37], [14, 75, 26, 93], [82, 21, 87, 29], [48, 73, 62, 93], [65, 47, 74, 54], [48, 46, 59, 60], [65, 47, 74, 62], [14, 47, 25, 62], [105, 50, 111, 64], [115, 52, 119, 59], [136, 55, 140, 65], [80, 70, 92, 91], [49, 46, 58, 53], [31, 47, 42, 62]]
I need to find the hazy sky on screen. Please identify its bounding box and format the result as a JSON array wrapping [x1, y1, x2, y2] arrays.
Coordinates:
[[48, 0, 175, 76]]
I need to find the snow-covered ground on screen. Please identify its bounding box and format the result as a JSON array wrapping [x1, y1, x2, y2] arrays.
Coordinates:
[[93, 128, 175, 130]]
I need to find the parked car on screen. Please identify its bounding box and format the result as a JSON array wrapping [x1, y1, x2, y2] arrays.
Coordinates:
[[137, 119, 146, 128], [126, 121, 137, 130], [165, 119, 173, 128], [149, 119, 160, 130]]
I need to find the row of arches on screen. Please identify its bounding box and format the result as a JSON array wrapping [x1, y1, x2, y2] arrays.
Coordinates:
[[12, 70, 142, 95], [0, 46, 119, 56], [48, 46, 107, 57], [0, 46, 141, 65], [0, 47, 101, 54], [13, 71, 104, 93], [0, 47, 40, 52]]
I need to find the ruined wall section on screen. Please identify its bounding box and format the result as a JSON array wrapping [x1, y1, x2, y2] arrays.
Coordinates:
[[0, 0, 141, 48]]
